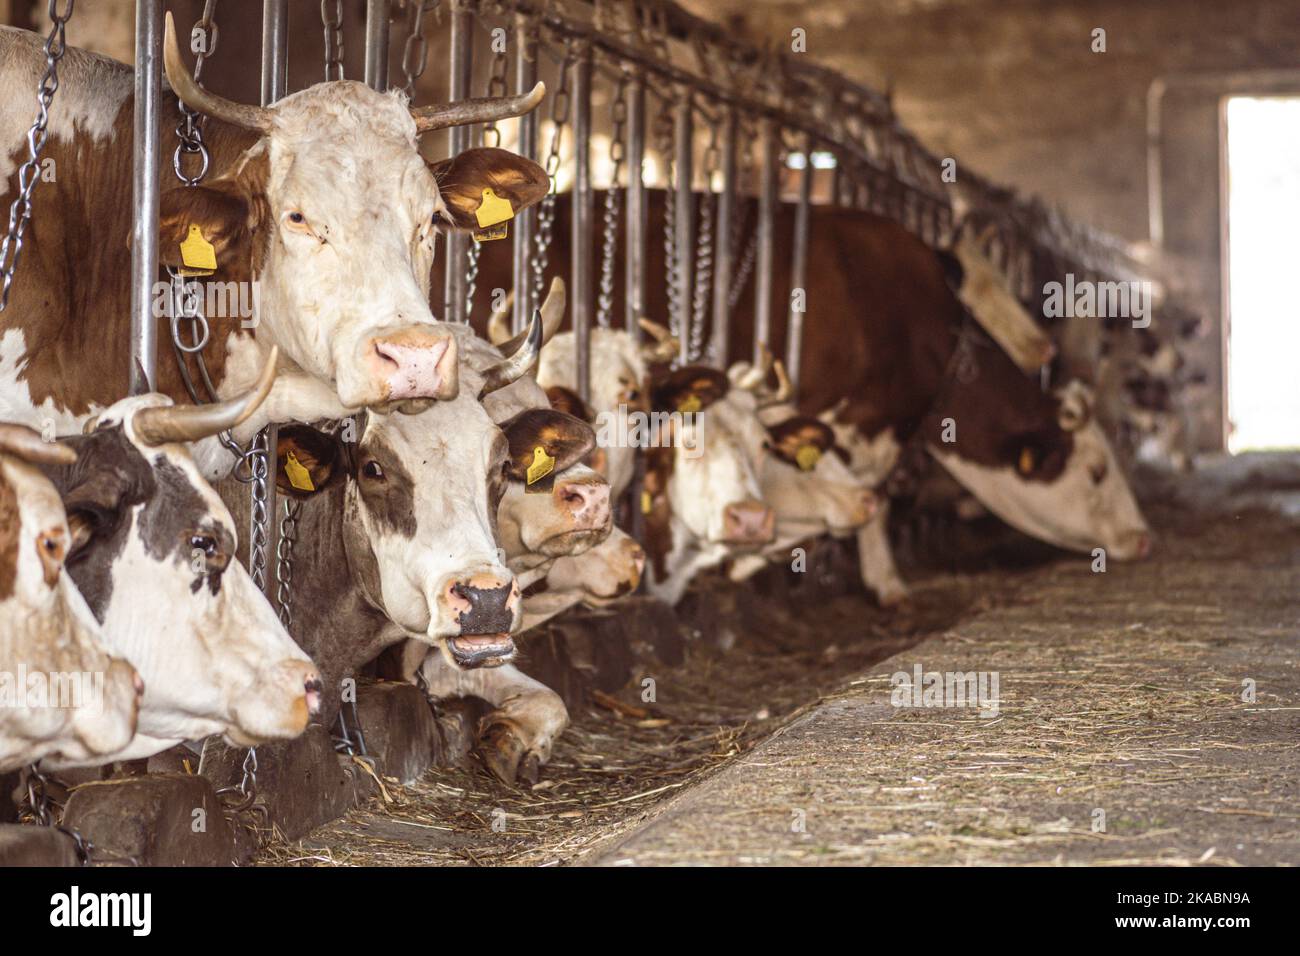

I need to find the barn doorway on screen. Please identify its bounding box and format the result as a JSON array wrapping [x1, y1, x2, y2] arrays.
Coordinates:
[[1223, 96, 1300, 452]]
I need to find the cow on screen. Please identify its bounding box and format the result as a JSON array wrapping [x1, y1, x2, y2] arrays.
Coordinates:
[[0, 425, 142, 772], [720, 358, 879, 583], [467, 191, 1150, 604], [37, 354, 322, 766], [0, 18, 549, 476]]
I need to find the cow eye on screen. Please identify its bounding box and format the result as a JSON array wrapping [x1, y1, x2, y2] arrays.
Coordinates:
[[284, 210, 313, 234], [190, 534, 217, 556], [431, 210, 446, 227], [361, 459, 385, 481]]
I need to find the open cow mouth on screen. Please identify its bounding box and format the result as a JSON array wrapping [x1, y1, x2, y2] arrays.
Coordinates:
[[447, 633, 516, 669]]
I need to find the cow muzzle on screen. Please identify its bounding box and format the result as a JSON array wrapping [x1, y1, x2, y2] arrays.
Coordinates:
[[443, 573, 521, 668], [556, 477, 611, 532], [364, 328, 459, 404], [723, 500, 776, 546], [229, 659, 323, 745]]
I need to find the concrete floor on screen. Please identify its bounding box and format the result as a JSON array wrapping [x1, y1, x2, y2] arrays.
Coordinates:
[[577, 458, 1300, 865]]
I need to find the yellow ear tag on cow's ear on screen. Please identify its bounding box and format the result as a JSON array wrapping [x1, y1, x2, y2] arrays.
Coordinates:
[[677, 394, 702, 414], [641, 490, 653, 514], [475, 187, 515, 229], [284, 451, 315, 492], [178, 224, 217, 276], [1018, 447, 1035, 475], [526, 445, 555, 486], [796, 444, 822, 472]]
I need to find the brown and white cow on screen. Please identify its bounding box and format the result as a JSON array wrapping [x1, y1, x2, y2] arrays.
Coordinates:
[[0, 426, 142, 772], [0, 19, 548, 473], [39, 360, 321, 765], [468, 191, 1149, 604]]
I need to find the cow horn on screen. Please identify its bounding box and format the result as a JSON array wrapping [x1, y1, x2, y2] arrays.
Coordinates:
[[0, 424, 76, 466], [637, 318, 680, 364], [762, 359, 794, 406], [410, 82, 546, 133], [490, 278, 566, 355], [164, 13, 273, 134], [479, 311, 542, 397], [133, 346, 279, 446]]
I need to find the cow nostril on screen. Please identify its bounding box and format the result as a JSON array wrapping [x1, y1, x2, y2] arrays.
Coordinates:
[[132, 672, 145, 697]]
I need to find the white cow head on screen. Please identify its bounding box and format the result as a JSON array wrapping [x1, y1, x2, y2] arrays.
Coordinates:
[[157, 13, 548, 411], [930, 381, 1151, 560], [0, 427, 141, 772], [43, 364, 321, 762]]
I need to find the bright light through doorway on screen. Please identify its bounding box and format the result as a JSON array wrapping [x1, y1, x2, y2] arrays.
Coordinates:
[[1224, 96, 1300, 452]]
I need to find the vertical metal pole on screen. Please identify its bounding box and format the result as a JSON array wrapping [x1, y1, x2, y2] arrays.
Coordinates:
[[510, 15, 537, 335], [753, 118, 778, 366], [624, 75, 646, 343], [786, 133, 813, 391], [673, 96, 694, 367], [443, 1, 473, 324], [570, 48, 593, 402], [129, 0, 163, 396], [710, 107, 737, 366], [260, 0, 289, 106], [364, 0, 391, 92], [260, 0, 289, 604]]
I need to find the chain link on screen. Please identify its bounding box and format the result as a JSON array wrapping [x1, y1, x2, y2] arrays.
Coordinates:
[[399, 0, 439, 99], [596, 76, 628, 329], [321, 0, 345, 82], [530, 51, 573, 308], [687, 118, 720, 362], [0, 0, 75, 312], [275, 499, 300, 628]]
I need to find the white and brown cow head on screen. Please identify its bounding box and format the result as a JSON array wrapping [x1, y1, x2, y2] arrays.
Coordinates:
[[157, 13, 548, 412], [929, 380, 1151, 560], [41, 367, 321, 763], [641, 365, 774, 604], [0, 426, 142, 772]]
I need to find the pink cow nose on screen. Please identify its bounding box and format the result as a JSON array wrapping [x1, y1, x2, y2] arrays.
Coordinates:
[[556, 478, 611, 531], [724, 500, 776, 545], [370, 328, 459, 401], [132, 670, 146, 699], [858, 488, 879, 524]]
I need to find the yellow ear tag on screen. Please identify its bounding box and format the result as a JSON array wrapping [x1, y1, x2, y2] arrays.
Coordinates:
[[178, 224, 217, 276], [641, 490, 653, 514], [795, 444, 822, 472], [472, 222, 508, 243], [1018, 447, 1035, 475], [677, 394, 702, 414], [284, 451, 315, 492], [526, 445, 555, 486], [475, 187, 515, 229]]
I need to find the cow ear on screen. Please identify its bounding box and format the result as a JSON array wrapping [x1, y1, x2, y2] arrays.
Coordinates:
[[429, 147, 549, 231], [501, 409, 595, 482], [545, 385, 595, 424], [158, 178, 256, 273], [60, 463, 132, 558], [765, 417, 835, 470], [650, 366, 730, 414], [276, 425, 344, 499]]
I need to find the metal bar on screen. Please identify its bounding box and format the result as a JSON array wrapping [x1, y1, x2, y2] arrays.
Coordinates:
[[510, 15, 537, 334], [364, 0, 391, 93], [786, 133, 813, 391], [673, 95, 694, 367], [260, 0, 289, 106], [709, 107, 737, 366], [570, 47, 593, 402], [753, 118, 777, 366], [129, 0, 163, 396], [443, 1, 473, 323], [623, 75, 646, 342]]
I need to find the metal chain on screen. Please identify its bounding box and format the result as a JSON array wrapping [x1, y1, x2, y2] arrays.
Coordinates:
[[0, 0, 75, 312], [596, 76, 628, 329], [321, 0, 345, 82], [173, 0, 218, 187], [688, 120, 719, 362], [18, 764, 116, 865], [275, 499, 301, 629], [399, 0, 438, 99], [655, 103, 679, 358], [530, 51, 572, 308]]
